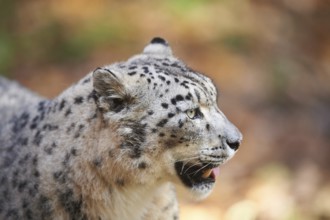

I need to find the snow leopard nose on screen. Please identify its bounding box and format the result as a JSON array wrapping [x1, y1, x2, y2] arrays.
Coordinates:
[[223, 120, 242, 151], [226, 140, 240, 151]]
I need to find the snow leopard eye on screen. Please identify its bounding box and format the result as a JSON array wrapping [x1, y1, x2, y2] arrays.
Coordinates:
[[186, 109, 196, 119], [186, 108, 203, 119]]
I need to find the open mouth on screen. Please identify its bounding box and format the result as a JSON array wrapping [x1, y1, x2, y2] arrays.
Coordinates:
[[174, 161, 220, 188]]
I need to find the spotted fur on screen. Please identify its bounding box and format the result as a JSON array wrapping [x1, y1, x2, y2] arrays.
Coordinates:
[[0, 37, 242, 220]]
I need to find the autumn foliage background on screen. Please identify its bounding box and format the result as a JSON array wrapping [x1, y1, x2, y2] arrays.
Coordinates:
[[1, 0, 330, 219]]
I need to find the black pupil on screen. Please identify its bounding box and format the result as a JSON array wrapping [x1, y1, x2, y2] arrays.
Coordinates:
[[189, 108, 203, 119]]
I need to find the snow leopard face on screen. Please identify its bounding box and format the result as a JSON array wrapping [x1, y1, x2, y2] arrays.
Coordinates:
[[93, 37, 242, 199]]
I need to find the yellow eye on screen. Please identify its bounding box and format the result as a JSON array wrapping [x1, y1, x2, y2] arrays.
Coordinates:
[[186, 109, 196, 119], [186, 108, 204, 119]]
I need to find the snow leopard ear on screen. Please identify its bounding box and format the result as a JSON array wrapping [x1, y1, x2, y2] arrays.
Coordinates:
[[143, 37, 173, 56], [92, 67, 132, 112]]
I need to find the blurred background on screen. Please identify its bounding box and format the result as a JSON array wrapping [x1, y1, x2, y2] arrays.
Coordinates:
[[1, 0, 329, 219]]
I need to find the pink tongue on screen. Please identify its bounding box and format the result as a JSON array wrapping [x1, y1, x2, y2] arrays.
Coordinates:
[[212, 167, 220, 178]]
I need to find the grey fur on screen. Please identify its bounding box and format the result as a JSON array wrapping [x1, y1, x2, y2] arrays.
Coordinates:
[[0, 38, 242, 220]]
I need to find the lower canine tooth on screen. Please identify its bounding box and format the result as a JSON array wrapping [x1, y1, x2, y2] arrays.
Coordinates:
[[202, 169, 212, 178]]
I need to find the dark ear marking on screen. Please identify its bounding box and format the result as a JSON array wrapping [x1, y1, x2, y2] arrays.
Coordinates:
[[93, 67, 122, 96], [103, 68, 118, 79], [150, 37, 168, 45], [93, 67, 132, 112], [93, 67, 117, 77], [143, 37, 173, 56], [108, 98, 125, 113]]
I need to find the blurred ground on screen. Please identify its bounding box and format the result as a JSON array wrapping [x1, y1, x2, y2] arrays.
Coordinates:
[[1, 0, 330, 219]]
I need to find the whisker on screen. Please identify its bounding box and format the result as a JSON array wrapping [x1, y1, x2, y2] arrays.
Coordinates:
[[164, 156, 199, 166], [181, 158, 199, 175], [183, 162, 201, 175], [179, 156, 200, 162], [191, 162, 211, 176]]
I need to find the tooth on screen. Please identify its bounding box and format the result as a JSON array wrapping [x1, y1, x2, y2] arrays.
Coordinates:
[[202, 169, 212, 178]]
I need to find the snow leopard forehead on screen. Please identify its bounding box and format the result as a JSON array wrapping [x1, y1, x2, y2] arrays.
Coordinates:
[[104, 37, 218, 106]]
